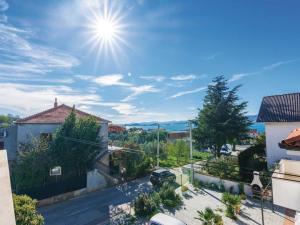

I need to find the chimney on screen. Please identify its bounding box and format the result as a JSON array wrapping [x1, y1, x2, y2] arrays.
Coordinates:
[[54, 98, 58, 108]]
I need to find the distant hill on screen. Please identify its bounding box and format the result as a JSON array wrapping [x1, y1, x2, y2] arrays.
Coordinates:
[[125, 115, 265, 133]]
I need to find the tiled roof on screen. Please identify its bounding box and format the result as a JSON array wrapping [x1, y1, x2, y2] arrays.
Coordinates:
[[257, 93, 300, 122], [16, 104, 110, 124]]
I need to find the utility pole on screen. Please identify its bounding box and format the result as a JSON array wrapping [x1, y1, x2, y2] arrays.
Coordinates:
[[157, 123, 160, 168], [189, 120, 194, 184]]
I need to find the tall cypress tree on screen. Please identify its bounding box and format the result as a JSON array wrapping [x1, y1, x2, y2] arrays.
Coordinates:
[[194, 76, 251, 157]]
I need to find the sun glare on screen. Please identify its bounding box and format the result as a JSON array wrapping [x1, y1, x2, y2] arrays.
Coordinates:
[[95, 19, 117, 41], [84, 1, 128, 63]]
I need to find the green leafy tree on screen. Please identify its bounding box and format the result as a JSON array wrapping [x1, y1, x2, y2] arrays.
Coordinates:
[[50, 110, 101, 176], [13, 194, 44, 225], [194, 76, 251, 157], [166, 140, 189, 164]]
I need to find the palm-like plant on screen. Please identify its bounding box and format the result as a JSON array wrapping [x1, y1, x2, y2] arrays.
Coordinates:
[[195, 207, 223, 225]]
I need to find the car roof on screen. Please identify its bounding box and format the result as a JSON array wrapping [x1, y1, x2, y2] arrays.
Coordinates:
[[153, 168, 169, 173], [150, 213, 186, 225]]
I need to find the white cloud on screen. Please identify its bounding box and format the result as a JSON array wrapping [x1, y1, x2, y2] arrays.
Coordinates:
[[93, 74, 131, 86], [0, 0, 8, 12], [169, 86, 206, 99], [122, 85, 159, 102], [0, 5, 79, 79], [0, 83, 101, 114], [229, 59, 298, 82], [140, 75, 165, 82], [171, 74, 197, 81]]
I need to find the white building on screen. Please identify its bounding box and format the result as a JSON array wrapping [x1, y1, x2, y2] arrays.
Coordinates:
[[257, 93, 300, 165]]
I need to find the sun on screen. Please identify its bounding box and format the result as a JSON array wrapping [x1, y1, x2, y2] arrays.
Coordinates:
[[84, 1, 128, 63], [96, 19, 116, 41]]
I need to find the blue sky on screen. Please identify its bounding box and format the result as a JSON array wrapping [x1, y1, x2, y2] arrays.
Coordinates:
[[1, 0, 300, 123]]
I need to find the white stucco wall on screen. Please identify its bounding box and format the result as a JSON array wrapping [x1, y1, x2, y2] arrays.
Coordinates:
[[17, 122, 109, 152], [17, 124, 60, 151], [265, 122, 300, 165]]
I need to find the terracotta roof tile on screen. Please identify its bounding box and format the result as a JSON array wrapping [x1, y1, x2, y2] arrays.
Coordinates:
[[16, 104, 110, 124]]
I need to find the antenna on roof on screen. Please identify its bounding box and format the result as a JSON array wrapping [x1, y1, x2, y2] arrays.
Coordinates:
[[54, 98, 58, 108]]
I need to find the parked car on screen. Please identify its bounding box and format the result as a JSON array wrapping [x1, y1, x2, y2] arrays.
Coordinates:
[[150, 169, 176, 186], [149, 213, 187, 225], [220, 144, 232, 155]]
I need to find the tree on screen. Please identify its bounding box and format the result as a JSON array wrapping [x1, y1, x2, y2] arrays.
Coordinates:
[[50, 110, 101, 176], [13, 194, 44, 225], [194, 76, 251, 157], [12, 138, 52, 190]]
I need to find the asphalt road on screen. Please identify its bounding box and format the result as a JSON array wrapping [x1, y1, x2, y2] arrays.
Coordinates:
[[39, 177, 152, 225]]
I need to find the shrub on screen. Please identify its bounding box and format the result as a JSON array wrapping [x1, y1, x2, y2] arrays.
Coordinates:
[[193, 180, 201, 189], [222, 192, 241, 220], [13, 194, 44, 225], [159, 182, 182, 208], [195, 207, 223, 225], [181, 185, 188, 192], [219, 183, 225, 192], [209, 183, 219, 191], [133, 193, 158, 218], [238, 183, 244, 195]]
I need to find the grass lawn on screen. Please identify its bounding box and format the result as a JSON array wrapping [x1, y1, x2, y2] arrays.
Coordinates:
[[159, 151, 212, 168]]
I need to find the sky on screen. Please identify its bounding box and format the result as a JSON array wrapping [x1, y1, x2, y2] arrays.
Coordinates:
[[1, 0, 300, 123]]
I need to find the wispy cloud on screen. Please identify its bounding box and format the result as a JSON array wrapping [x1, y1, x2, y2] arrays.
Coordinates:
[[202, 52, 220, 61], [93, 74, 131, 86], [122, 85, 159, 102], [140, 75, 165, 82], [229, 59, 298, 82], [0, 1, 79, 79], [171, 74, 198, 81], [168, 86, 206, 99]]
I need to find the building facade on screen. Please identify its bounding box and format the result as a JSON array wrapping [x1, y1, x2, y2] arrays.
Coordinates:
[[3, 100, 110, 161], [257, 93, 300, 165]]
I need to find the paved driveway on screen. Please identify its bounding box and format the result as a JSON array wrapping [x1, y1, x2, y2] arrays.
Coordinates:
[[163, 185, 287, 225], [39, 177, 152, 225]]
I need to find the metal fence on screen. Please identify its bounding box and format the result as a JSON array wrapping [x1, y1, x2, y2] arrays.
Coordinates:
[[16, 174, 87, 200]]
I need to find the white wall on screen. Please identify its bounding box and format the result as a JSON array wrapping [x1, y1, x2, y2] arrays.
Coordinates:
[[194, 173, 253, 196], [0, 150, 16, 225], [272, 177, 300, 212], [265, 122, 300, 165]]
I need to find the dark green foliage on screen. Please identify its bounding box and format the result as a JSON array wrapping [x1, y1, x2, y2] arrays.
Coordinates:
[[205, 156, 240, 181], [238, 143, 267, 183], [133, 193, 158, 218], [195, 207, 223, 225], [219, 183, 226, 192], [159, 182, 182, 207], [193, 76, 251, 157], [13, 194, 44, 225], [50, 110, 100, 176], [12, 138, 52, 189]]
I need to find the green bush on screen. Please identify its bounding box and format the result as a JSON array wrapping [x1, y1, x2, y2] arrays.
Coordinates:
[[159, 182, 182, 208], [222, 192, 241, 220], [181, 185, 188, 192], [133, 193, 158, 218], [195, 207, 223, 225], [193, 179, 202, 189], [219, 183, 225, 192], [209, 183, 219, 191], [13, 194, 44, 225]]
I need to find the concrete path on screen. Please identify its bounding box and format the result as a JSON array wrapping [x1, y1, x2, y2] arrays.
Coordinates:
[[39, 177, 152, 225]]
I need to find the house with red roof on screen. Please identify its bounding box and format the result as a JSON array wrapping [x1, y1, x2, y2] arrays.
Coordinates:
[[3, 99, 110, 161]]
